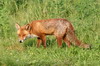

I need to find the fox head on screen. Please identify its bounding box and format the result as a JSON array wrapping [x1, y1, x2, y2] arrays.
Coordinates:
[[15, 23, 31, 43]]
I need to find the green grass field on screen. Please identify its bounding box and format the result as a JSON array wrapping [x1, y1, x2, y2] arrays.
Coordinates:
[[0, 0, 100, 66]]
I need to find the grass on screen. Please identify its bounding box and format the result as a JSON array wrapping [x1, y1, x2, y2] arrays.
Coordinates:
[[0, 0, 100, 66]]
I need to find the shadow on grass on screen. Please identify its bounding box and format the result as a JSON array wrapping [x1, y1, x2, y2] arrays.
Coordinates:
[[23, 37, 90, 49], [23, 38, 57, 48], [23, 38, 70, 48], [24, 38, 36, 47]]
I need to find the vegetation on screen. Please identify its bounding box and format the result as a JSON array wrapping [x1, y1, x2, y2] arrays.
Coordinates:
[[0, 0, 100, 66]]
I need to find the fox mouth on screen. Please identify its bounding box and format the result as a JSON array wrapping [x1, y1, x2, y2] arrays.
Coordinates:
[[19, 37, 26, 43], [18, 34, 38, 43]]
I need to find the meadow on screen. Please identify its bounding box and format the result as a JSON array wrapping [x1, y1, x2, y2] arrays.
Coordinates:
[[0, 0, 100, 66]]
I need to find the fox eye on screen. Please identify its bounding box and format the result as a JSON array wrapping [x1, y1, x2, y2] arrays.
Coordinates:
[[23, 34, 26, 36]]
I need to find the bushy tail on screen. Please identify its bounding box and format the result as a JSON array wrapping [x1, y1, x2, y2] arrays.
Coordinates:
[[66, 29, 90, 48]]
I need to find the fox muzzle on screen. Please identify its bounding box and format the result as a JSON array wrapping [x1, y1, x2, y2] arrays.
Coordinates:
[[19, 40, 24, 43]]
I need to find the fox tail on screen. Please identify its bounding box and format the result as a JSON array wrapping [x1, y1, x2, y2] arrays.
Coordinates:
[[66, 29, 91, 48]]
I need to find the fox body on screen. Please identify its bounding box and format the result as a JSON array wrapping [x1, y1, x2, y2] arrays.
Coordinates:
[[15, 18, 90, 48]]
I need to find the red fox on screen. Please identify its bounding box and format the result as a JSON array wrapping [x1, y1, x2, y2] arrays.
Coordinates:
[[15, 18, 90, 48]]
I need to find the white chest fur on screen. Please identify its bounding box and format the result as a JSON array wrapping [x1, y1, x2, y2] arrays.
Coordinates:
[[28, 34, 38, 38], [31, 34, 38, 38]]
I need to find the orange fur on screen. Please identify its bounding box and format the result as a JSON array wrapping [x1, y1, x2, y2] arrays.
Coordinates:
[[15, 18, 90, 48]]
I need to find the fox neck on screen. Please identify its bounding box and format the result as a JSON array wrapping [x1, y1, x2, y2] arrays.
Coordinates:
[[28, 29, 38, 38]]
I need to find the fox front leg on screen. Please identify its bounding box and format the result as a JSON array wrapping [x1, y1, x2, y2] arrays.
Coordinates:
[[37, 37, 42, 48], [41, 35, 46, 48]]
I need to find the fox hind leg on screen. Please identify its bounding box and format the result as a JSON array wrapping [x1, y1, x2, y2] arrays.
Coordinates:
[[63, 36, 71, 48], [56, 36, 63, 48]]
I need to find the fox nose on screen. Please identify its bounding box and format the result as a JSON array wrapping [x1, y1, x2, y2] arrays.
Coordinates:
[[19, 40, 23, 43]]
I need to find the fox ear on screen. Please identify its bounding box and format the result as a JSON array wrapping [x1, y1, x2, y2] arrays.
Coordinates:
[[25, 24, 31, 30], [15, 23, 20, 30]]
